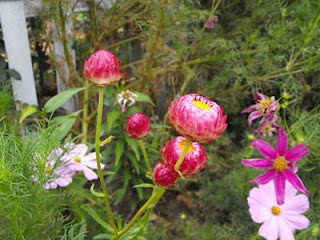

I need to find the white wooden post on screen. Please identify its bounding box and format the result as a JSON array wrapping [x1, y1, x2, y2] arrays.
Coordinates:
[[0, 0, 38, 107]]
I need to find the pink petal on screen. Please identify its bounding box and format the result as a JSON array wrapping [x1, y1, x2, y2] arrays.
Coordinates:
[[282, 194, 309, 214], [281, 214, 310, 230], [259, 217, 279, 240], [82, 167, 98, 180], [241, 104, 259, 113], [285, 144, 308, 162], [254, 93, 266, 101], [283, 170, 309, 195], [284, 180, 298, 200], [274, 173, 286, 205], [249, 169, 276, 185], [242, 158, 273, 169], [276, 129, 288, 156], [248, 202, 273, 223], [248, 111, 262, 128], [252, 139, 277, 160], [258, 181, 277, 205], [55, 177, 72, 187], [278, 218, 295, 240], [83, 152, 97, 162], [269, 101, 279, 112], [83, 160, 105, 169]]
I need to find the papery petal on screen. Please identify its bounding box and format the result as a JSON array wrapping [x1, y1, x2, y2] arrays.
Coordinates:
[[252, 139, 277, 160], [285, 145, 309, 162], [282, 194, 310, 214], [274, 173, 286, 205], [242, 158, 273, 169], [276, 129, 288, 156], [241, 104, 259, 113], [278, 218, 295, 240], [248, 111, 262, 128], [259, 217, 279, 240], [283, 170, 309, 195], [281, 214, 310, 230], [82, 167, 98, 180], [249, 169, 276, 185]]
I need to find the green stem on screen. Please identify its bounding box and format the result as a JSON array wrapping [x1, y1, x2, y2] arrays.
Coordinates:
[[137, 139, 152, 173], [81, 83, 89, 143], [174, 139, 192, 171], [95, 88, 118, 235]]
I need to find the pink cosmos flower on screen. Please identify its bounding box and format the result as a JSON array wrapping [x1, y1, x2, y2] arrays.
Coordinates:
[[242, 93, 279, 131], [256, 120, 278, 139], [205, 15, 218, 29], [153, 162, 178, 187], [248, 180, 310, 240], [242, 129, 309, 204], [168, 94, 227, 143], [61, 143, 104, 181], [84, 50, 125, 87], [125, 113, 151, 139], [162, 136, 207, 176], [117, 90, 137, 112]]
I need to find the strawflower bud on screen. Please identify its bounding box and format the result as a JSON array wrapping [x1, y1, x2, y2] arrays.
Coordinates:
[[125, 113, 151, 139], [162, 136, 207, 176], [153, 162, 178, 187], [84, 50, 125, 87], [168, 94, 227, 143]]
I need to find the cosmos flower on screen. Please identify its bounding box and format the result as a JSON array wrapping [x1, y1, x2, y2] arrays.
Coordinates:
[[256, 119, 278, 139], [153, 162, 178, 187], [84, 49, 125, 87], [205, 15, 218, 29], [117, 90, 137, 112], [162, 136, 207, 176], [248, 180, 310, 240], [168, 94, 227, 143], [125, 113, 151, 139], [242, 129, 309, 204]]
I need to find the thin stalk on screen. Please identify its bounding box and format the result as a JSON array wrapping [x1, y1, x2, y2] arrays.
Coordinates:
[[174, 139, 191, 171], [137, 139, 152, 173], [95, 88, 118, 235], [81, 82, 89, 143]]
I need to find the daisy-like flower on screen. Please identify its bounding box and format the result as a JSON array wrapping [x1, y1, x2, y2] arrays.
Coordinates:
[[168, 94, 227, 143], [256, 120, 278, 139], [162, 136, 207, 176], [248, 180, 310, 240], [242, 93, 279, 131], [242, 129, 309, 204], [117, 90, 137, 112], [153, 162, 178, 187], [61, 143, 104, 181]]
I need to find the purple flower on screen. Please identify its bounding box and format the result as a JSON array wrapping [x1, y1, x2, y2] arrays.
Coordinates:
[[242, 129, 309, 204], [248, 180, 310, 240], [242, 93, 279, 132], [256, 120, 278, 139], [205, 16, 218, 29]]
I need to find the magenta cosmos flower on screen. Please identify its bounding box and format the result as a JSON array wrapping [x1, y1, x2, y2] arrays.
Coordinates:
[[242, 129, 309, 204], [153, 162, 178, 187], [125, 113, 151, 139], [242, 93, 279, 131], [162, 136, 207, 176], [248, 180, 310, 240], [168, 94, 227, 143], [84, 50, 125, 87]]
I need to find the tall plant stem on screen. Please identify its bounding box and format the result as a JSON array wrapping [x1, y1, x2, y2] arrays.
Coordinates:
[[137, 139, 151, 173], [95, 88, 118, 235], [174, 139, 191, 171], [81, 82, 89, 143]]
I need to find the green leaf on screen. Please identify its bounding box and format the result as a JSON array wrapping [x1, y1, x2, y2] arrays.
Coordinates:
[[115, 169, 131, 204], [7, 69, 21, 80], [50, 117, 76, 141], [133, 92, 155, 106], [51, 110, 82, 125], [124, 135, 140, 162], [90, 184, 105, 198], [133, 183, 154, 189], [93, 233, 114, 240], [107, 111, 121, 131], [115, 140, 125, 167], [19, 105, 39, 123], [126, 152, 140, 174], [44, 88, 85, 113], [82, 205, 114, 233]]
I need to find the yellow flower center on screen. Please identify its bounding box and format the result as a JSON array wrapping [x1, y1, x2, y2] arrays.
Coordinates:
[[45, 167, 53, 174], [179, 140, 195, 153], [271, 206, 281, 215], [192, 100, 212, 110], [74, 156, 82, 163], [262, 123, 272, 133], [273, 156, 287, 172], [123, 90, 132, 99], [258, 98, 274, 115]]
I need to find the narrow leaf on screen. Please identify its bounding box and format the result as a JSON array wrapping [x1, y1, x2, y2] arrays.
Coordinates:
[[81, 205, 113, 233], [19, 105, 39, 123], [133, 92, 155, 106], [115, 140, 125, 167], [90, 184, 105, 198], [133, 183, 154, 189], [107, 111, 121, 131]]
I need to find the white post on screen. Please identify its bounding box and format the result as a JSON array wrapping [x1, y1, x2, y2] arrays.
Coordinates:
[[0, 0, 38, 107]]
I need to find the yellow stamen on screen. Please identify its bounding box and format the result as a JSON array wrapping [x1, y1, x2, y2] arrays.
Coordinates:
[[273, 156, 287, 172], [179, 140, 195, 154], [258, 98, 274, 115], [74, 156, 82, 163], [271, 206, 281, 215], [45, 167, 53, 174], [123, 90, 132, 99], [192, 100, 212, 110]]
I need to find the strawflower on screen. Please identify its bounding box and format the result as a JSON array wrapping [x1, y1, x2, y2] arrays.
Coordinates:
[[125, 113, 151, 139], [242, 129, 309, 204], [168, 94, 227, 143], [153, 162, 178, 187], [248, 180, 310, 240], [117, 90, 137, 112]]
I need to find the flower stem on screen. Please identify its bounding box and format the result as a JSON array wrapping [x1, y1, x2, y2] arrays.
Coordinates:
[[95, 88, 118, 235], [137, 139, 152, 173], [174, 138, 192, 171]]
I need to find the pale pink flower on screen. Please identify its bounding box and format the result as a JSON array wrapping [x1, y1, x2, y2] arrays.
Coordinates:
[[248, 180, 310, 240], [242, 129, 309, 204], [168, 94, 227, 143], [117, 90, 137, 112]]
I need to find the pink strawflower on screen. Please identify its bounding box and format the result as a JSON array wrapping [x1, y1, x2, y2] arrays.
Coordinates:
[[168, 94, 227, 143], [205, 15, 218, 29], [125, 113, 151, 139], [248, 180, 310, 240], [61, 143, 105, 181], [117, 90, 137, 112], [162, 136, 207, 176], [242, 129, 309, 204], [84, 50, 125, 87], [242, 93, 279, 131], [153, 162, 178, 187]]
